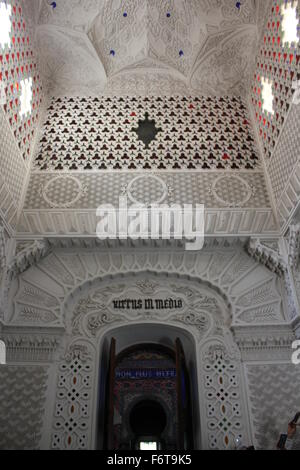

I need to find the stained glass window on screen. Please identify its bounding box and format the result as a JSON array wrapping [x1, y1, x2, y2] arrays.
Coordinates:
[[0, 2, 12, 49], [281, 3, 299, 45], [20, 77, 32, 117], [261, 78, 274, 114]]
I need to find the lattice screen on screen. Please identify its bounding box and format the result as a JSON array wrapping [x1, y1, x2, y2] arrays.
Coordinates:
[[0, 0, 43, 160], [202, 343, 246, 450], [34, 96, 260, 171], [251, 0, 299, 160], [52, 343, 95, 450]]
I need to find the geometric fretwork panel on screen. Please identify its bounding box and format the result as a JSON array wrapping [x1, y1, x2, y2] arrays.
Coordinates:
[[34, 96, 260, 171], [251, 0, 300, 160], [23, 172, 271, 210], [202, 343, 246, 450], [246, 364, 300, 450], [0, 0, 43, 160], [269, 105, 300, 203], [51, 342, 95, 450]]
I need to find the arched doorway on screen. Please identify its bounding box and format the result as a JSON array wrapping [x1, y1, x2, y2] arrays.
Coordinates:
[[51, 270, 254, 450], [99, 335, 196, 451]]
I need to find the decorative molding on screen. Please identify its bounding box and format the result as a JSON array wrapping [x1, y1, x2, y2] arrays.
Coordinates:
[[40, 176, 88, 209], [122, 175, 172, 206], [233, 325, 295, 362], [4, 242, 287, 331], [0, 332, 62, 363], [69, 275, 226, 341], [246, 238, 286, 276], [210, 175, 255, 208], [7, 239, 51, 279], [18, 209, 277, 239]]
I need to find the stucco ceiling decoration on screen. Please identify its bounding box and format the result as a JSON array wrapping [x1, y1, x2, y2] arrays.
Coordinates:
[[24, 0, 270, 97]]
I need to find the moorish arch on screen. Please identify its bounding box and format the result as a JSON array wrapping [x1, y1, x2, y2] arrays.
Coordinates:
[[1, 242, 298, 450], [48, 269, 251, 450]]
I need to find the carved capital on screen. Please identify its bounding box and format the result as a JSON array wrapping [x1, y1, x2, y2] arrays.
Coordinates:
[[7, 239, 51, 279], [246, 238, 286, 277]]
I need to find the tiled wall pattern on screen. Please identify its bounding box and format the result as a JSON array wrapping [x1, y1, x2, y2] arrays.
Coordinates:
[[0, 0, 43, 160], [0, 107, 26, 231], [246, 363, 300, 450], [269, 104, 300, 203], [34, 96, 261, 171], [0, 365, 48, 450], [251, 0, 300, 160], [24, 172, 271, 210]]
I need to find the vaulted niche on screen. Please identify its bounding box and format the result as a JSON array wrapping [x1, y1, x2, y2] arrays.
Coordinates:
[[97, 324, 199, 450]]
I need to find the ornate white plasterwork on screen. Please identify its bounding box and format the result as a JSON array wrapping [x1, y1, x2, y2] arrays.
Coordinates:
[[199, 340, 248, 450], [234, 324, 296, 362], [0, 236, 297, 450], [211, 175, 255, 208], [7, 239, 51, 280], [246, 238, 287, 277], [104, 71, 190, 97], [35, 25, 107, 96], [0, 365, 49, 450], [245, 363, 300, 450], [49, 268, 252, 450], [0, 108, 26, 233], [122, 174, 171, 206], [51, 340, 97, 450], [25, 0, 267, 96], [20, 170, 277, 237], [266, 101, 300, 231], [4, 242, 287, 329], [69, 275, 223, 341], [0, 332, 61, 363], [40, 176, 88, 209], [190, 26, 258, 96]]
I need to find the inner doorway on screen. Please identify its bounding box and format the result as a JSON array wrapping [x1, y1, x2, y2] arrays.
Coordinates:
[[104, 339, 194, 450], [130, 399, 167, 450]]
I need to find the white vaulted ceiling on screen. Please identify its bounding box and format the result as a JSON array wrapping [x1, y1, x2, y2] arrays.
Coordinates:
[[23, 0, 271, 96]]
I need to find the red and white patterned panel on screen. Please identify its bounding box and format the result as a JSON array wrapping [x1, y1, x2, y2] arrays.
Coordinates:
[[34, 96, 260, 171], [0, 0, 43, 161], [251, 0, 299, 160]]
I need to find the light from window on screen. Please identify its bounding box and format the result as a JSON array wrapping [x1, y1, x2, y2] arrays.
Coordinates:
[[0, 2, 12, 49], [19, 78, 33, 117], [281, 3, 299, 45], [139, 441, 158, 450], [261, 78, 274, 115]]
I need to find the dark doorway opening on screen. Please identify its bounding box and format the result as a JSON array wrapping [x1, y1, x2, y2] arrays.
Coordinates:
[[130, 400, 167, 436], [103, 340, 194, 450], [130, 399, 167, 450]]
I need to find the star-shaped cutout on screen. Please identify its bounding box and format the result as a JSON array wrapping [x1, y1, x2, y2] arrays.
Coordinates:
[[132, 113, 162, 149]]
